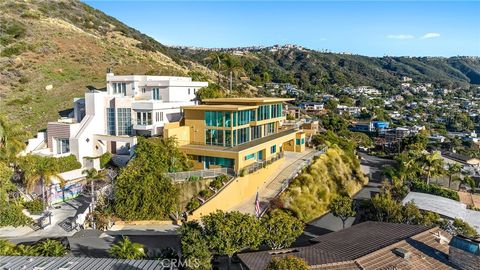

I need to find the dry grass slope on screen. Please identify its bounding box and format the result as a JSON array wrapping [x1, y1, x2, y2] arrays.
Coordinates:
[[280, 146, 367, 221], [0, 0, 219, 133]]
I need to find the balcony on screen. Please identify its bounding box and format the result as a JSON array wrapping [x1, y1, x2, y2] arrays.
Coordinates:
[[133, 119, 153, 130]]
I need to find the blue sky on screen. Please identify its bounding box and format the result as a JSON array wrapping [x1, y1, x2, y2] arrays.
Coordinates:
[[84, 1, 480, 56]]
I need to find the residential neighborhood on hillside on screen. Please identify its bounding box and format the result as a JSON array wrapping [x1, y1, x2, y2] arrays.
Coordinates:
[[0, 0, 479, 270]]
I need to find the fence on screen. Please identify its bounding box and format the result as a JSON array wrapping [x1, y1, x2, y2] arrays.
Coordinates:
[[167, 167, 235, 181], [242, 152, 285, 175]]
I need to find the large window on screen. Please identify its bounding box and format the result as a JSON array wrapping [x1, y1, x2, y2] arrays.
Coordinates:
[[201, 156, 234, 169], [136, 111, 152, 125], [56, 138, 70, 154], [117, 108, 132, 135], [225, 112, 231, 127], [152, 88, 161, 100], [238, 110, 253, 126], [113, 83, 126, 95], [156, 111, 164, 122], [251, 126, 262, 140], [238, 127, 250, 145], [206, 129, 224, 146], [106, 108, 116, 135], [225, 130, 232, 147], [270, 145, 276, 154], [271, 103, 283, 118], [205, 111, 223, 127], [257, 105, 271, 121], [265, 122, 275, 136]]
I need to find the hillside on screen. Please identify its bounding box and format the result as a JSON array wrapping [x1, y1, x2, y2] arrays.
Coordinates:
[[1, 0, 480, 134], [175, 47, 480, 92], [0, 0, 219, 133]]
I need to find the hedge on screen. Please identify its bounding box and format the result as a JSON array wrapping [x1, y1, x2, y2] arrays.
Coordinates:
[[410, 180, 460, 201], [56, 155, 81, 173]]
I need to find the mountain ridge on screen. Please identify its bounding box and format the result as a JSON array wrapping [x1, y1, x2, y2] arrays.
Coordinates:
[[1, 0, 479, 134]]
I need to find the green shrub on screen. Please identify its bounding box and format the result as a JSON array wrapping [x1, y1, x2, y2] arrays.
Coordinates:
[[1, 42, 30, 57], [199, 189, 213, 199], [55, 155, 82, 172], [452, 218, 478, 238], [209, 179, 223, 190], [99, 152, 112, 168], [410, 180, 460, 201], [24, 198, 43, 215], [215, 174, 229, 183], [0, 202, 32, 227], [186, 198, 201, 212], [187, 175, 202, 182], [33, 239, 68, 257]]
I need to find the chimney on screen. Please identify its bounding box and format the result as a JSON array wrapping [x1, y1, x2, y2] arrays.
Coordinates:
[[434, 231, 449, 245], [448, 235, 480, 270]]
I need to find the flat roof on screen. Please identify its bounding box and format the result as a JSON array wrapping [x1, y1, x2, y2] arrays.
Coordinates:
[[202, 97, 294, 104], [181, 104, 259, 111], [0, 256, 164, 270], [402, 192, 480, 233]]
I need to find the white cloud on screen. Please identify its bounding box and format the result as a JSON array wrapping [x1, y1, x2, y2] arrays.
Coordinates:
[[387, 34, 415, 40], [421, 32, 441, 39]]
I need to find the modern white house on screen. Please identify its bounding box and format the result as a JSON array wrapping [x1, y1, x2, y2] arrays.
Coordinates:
[[25, 72, 208, 167]]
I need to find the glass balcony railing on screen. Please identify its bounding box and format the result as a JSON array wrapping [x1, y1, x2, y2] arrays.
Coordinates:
[[135, 120, 153, 125]]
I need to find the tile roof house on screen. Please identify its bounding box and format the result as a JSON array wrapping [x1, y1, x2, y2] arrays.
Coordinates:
[[237, 221, 460, 270]]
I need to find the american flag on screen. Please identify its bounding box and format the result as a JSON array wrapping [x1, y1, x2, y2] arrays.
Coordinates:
[[255, 190, 261, 218]]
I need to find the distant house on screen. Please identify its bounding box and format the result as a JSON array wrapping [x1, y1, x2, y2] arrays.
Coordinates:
[[238, 221, 462, 270], [442, 151, 480, 166], [299, 102, 324, 113]]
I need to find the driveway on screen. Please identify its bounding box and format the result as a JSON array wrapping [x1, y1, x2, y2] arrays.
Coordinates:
[[229, 149, 319, 214]]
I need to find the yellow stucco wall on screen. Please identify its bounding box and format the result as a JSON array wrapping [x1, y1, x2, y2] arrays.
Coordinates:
[[163, 125, 190, 146], [295, 132, 306, 152], [189, 157, 285, 220]]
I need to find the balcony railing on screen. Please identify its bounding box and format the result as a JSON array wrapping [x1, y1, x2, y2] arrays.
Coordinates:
[[167, 168, 235, 181], [135, 120, 153, 126], [241, 151, 285, 175]]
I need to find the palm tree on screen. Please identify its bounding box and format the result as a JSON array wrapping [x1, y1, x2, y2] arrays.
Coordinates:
[[82, 168, 107, 229], [0, 115, 29, 164], [446, 163, 462, 189], [419, 152, 444, 184], [23, 156, 65, 211], [455, 175, 477, 192], [206, 52, 223, 85], [108, 236, 145, 259], [223, 54, 242, 93]]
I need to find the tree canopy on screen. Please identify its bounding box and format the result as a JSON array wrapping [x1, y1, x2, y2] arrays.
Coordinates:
[[261, 209, 304, 250], [328, 195, 356, 229], [202, 211, 264, 258], [114, 137, 190, 220], [265, 256, 309, 270]]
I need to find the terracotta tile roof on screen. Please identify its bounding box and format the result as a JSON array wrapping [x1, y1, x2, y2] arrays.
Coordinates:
[[238, 222, 455, 270], [356, 229, 455, 269]]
